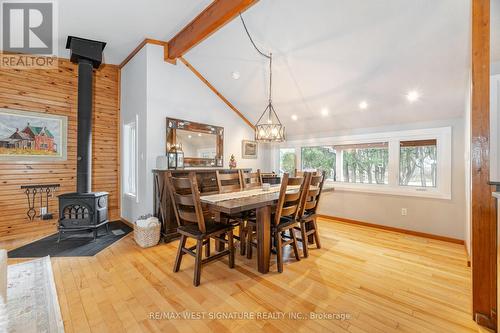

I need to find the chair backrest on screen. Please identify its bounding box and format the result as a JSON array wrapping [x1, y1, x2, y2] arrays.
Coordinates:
[[297, 171, 326, 218], [295, 169, 318, 177], [216, 170, 242, 194], [241, 169, 262, 189], [274, 173, 305, 226], [166, 172, 207, 233]]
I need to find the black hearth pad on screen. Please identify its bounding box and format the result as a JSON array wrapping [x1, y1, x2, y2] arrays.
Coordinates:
[[8, 221, 132, 258]]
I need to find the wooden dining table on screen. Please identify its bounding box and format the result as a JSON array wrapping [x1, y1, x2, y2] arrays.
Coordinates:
[[200, 186, 292, 274]]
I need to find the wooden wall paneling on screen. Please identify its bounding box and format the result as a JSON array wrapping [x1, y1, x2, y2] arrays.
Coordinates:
[[470, 0, 496, 329], [0, 58, 120, 240]]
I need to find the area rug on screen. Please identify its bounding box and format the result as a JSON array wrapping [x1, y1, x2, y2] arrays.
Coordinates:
[[8, 221, 132, 258], [7, 256, 64, 332]]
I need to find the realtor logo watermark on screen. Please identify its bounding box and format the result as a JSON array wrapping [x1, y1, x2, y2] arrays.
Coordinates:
[[1, 0, 58, 69]]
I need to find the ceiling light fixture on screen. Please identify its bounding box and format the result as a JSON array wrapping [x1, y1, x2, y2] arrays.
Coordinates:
[[231, 71, 240, 80], [291, 115, 298, 121], [359, 101, 368, 110], [321, 108, 329, 116], [240, 14, 285, 143], [406, 90, 420, 103]]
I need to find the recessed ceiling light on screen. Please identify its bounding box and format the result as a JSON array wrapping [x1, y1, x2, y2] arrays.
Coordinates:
[[321, 108, 329, 116], [359, 101, 368, 110], [406, 90, 420, 103], [231, 71, 240, 80], [198, 133, 202, 137], [188, 135, 192, 139], [291, 115, 298, 121]]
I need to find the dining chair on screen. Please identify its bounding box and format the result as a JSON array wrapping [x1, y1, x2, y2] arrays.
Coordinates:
[[241, 169, 262, 189], [246, 173, 304, 272], [294, 171, 325, 257], [295, 169, 318, 177], [215, 170, 248, 255], [166, 172, 235, 286], [216, 170, 243, 193]]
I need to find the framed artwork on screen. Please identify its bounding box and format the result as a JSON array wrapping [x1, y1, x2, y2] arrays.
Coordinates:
[[242, 140, 258, 159], [0, 108, 67, 161]]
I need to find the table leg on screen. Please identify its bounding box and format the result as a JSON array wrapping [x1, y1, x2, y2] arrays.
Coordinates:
[[214, 212, 226, 252], [256, 205, 271, 274]]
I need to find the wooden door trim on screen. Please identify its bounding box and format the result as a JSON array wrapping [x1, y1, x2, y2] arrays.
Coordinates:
[[471, 0, 496, 329]]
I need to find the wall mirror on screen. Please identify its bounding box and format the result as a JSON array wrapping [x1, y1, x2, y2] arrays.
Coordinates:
[[166, 118, 223, 168]]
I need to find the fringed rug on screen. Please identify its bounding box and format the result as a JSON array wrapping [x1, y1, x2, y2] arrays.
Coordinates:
[[7, 256, 64, 332]]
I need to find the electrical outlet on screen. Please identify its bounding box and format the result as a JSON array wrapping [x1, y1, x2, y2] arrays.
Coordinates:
[[401, 208, 407, 216], [40, 207, 47, 215]]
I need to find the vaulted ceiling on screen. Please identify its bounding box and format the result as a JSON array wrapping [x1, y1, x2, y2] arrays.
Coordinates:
[[57, 0, 471, 136], [57, 0, 211, 64], [185, 0, 471, 135]]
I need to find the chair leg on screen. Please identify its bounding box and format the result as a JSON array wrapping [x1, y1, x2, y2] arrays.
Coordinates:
[[239, 223, 247, 256], [276, 231, 283, 273], [312, 219, 321, 249], [227, 229, 235, 269], [205, 238, 211, 258], [290, 228, 301, 261], [173, 235, 187, 273], [300, 222, 309, 258], [193, 239, 203, 287], [246, 227, 254, 259]]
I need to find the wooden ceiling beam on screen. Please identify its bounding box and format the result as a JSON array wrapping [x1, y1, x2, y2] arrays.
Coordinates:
[[179, 56, 255, 130], [167, 0, 259, 59], [119, 39, 174, 69]]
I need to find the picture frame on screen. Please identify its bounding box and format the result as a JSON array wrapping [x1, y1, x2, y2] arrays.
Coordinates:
[[242, 140, 258, 159], [0, 108, 68, 161]]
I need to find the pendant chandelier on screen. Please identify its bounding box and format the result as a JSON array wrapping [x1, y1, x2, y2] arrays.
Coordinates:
[[240, 15, 285, 142]]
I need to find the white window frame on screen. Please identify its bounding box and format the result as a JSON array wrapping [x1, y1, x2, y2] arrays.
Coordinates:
[[274, 127, 452, 200], [123, 115, 139, 202]]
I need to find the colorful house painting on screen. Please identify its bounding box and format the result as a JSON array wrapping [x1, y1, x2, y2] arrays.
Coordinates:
[[0, 108, 67, 161], [0, 124, 56, 152]]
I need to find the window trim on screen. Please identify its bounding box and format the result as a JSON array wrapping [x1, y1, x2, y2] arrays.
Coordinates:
[[123, 115, 139, 202], [274, 127, 452, 200]]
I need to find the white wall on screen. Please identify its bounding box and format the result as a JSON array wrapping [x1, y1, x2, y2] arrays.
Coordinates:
[[282, 118, 466, 240], [120, 47, 149, 221], [120, 44, 271, 222], [464, 73, 472, 256]]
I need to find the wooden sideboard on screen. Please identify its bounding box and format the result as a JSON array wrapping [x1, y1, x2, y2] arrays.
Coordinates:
[[153, 168, 250, 242]]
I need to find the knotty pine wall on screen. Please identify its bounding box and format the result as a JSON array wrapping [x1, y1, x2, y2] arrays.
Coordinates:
[[0, 58, 120, 240]]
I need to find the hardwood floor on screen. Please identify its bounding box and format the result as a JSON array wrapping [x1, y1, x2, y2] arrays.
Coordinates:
[[2, 219, 480, 333]]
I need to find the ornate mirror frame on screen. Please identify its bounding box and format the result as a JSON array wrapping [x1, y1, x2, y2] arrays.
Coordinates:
[[166, 117, 224, 168]]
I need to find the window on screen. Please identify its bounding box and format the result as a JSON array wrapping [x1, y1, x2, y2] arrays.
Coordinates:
[[274, 127, 451, 199], [399, 139, 437, 187], [123, 120, 137, 197], [279, 148, 296, 176], [301, 146, 336, 180], [336, 143, 389, 184]]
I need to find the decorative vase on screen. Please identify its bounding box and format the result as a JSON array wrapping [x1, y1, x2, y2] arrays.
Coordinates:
[[229, 154, 237, 169]]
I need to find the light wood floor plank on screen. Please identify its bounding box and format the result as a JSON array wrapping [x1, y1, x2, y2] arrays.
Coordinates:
[[2, 219, 482, 332]]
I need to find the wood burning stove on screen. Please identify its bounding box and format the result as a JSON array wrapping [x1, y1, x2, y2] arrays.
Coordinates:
[[57, 36, 109, 242]]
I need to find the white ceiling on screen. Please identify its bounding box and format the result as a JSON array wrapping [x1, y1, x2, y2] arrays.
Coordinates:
[[56, 0, 472, 135], [57, 0, 211, 64], [185, 0, 471, 135]]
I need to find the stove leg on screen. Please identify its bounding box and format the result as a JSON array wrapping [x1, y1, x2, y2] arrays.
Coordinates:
[[57, 230, 62, 243], [93, 229, 97, 242], [106, 223, 110, 234]]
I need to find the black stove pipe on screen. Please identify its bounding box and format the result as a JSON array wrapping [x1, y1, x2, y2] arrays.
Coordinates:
[[66, 36, 107, 193], [76, 58, 94, 193]]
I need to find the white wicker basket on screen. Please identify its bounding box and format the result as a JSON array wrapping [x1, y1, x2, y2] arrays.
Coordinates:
[[134, 217, 161, 248]]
